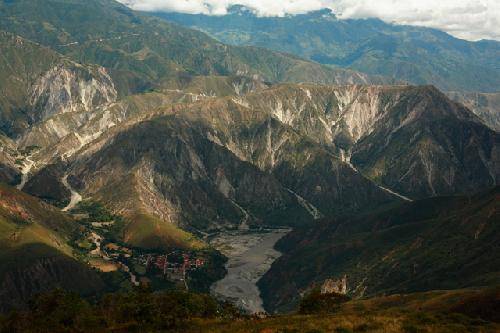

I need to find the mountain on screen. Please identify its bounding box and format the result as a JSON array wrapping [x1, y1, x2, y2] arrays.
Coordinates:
[[259, 187, 500, 313], [0, 184, 105, 311], [205, 84, 498, 200], [34, 93, 396, 249], [23, 82, 499, 250], [0, 134, 20, 185], [0, 0, 499, 321], [349, 86, 499, 198], [0, 0, 392, 99], [447, 91, 500, 131], [157, 7, 500, 93], [0, 31, 117, 138]]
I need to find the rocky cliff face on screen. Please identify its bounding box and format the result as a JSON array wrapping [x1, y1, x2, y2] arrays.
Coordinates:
[[24, 82, 499, 249], [30, 64, 117, 122], [351, 86, 499, 198], [235, 84, 498, 199], [70, 116, 312, 236], [0, 134, 20, 185], [0, 32, 117, 138]]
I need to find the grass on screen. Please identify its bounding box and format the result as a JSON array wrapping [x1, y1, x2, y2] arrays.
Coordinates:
[[184, 289, 500, 333], [123, 212, 204, 251], [185, 312, 497, 333]]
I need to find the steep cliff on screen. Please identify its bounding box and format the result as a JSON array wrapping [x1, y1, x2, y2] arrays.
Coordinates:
[[68, 116, 313, 249], [235, 84, 498, 199]]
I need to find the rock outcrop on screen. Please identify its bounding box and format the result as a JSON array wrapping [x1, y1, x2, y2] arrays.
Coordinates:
[[321, 276, 347, 295]]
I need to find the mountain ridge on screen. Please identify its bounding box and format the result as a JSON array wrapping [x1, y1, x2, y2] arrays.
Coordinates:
[[156, 7, 500, 93]]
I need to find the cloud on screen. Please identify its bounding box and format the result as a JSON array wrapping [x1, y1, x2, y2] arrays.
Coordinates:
[[118, 0, 500, 41]]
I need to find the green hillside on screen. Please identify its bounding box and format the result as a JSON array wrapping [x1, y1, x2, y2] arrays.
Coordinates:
[[259, 187, 500, 313], [159, 7, 500, 92], [0, 184, 105, 311], [0, 0, 390, 99], [1, 287, 498, 332]]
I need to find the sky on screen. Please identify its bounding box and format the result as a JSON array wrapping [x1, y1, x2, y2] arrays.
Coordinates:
[[118, 0, 500, 41]]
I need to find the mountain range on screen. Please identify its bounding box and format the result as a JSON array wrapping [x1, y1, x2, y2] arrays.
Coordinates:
[[0, 0, 498, 324], [158, 6, 500, 93]]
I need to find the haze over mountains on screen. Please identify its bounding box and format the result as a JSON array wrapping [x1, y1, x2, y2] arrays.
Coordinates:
[[0, 0, 498, 329]]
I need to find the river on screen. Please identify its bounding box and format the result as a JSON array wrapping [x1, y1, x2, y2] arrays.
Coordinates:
[[61, 174, 83, 212], [209, 228, 290, 314], [16, 156, 35, 190]]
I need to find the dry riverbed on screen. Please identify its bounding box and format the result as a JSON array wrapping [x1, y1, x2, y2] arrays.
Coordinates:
[[209, 229, 290, 314]]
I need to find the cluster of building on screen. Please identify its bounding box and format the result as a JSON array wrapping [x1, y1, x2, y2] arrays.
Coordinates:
[[137, 251, 206, 281]]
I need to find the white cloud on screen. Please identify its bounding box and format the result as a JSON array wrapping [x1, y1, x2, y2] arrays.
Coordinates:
[[118, 0, 500, 41]]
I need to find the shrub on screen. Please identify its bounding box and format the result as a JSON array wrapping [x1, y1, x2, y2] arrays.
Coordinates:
[[299, 290, 350, 314]]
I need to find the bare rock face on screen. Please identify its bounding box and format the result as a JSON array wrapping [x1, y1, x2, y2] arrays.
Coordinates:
[[0, 31, 118, 142], [30, 64, 117, 121], [320, 276, 347, 295], [240, 84, 499, 199]]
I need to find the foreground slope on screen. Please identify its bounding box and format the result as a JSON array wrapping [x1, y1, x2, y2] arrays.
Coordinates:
[[260, 187, 500, 313], [0, 184, 104, 311], [1, 287, 498, 332], [189, 289, 500, 333]]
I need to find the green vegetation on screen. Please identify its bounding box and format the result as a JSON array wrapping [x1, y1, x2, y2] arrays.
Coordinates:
[[159, 8, 500, 92], [298, 290, 351, 315], [0, 184, 106, 311], [259, 187, 500, 312], [1, 288, 497, 332], [0, 0, 382, 104], [0, 288, 240, 333], [187, 250, 227, 293], [72, 200, 116, 223]]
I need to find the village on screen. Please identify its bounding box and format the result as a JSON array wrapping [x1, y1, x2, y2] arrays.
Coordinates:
[[70, 201, 208, 290], [136, 251, 206, 287]]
